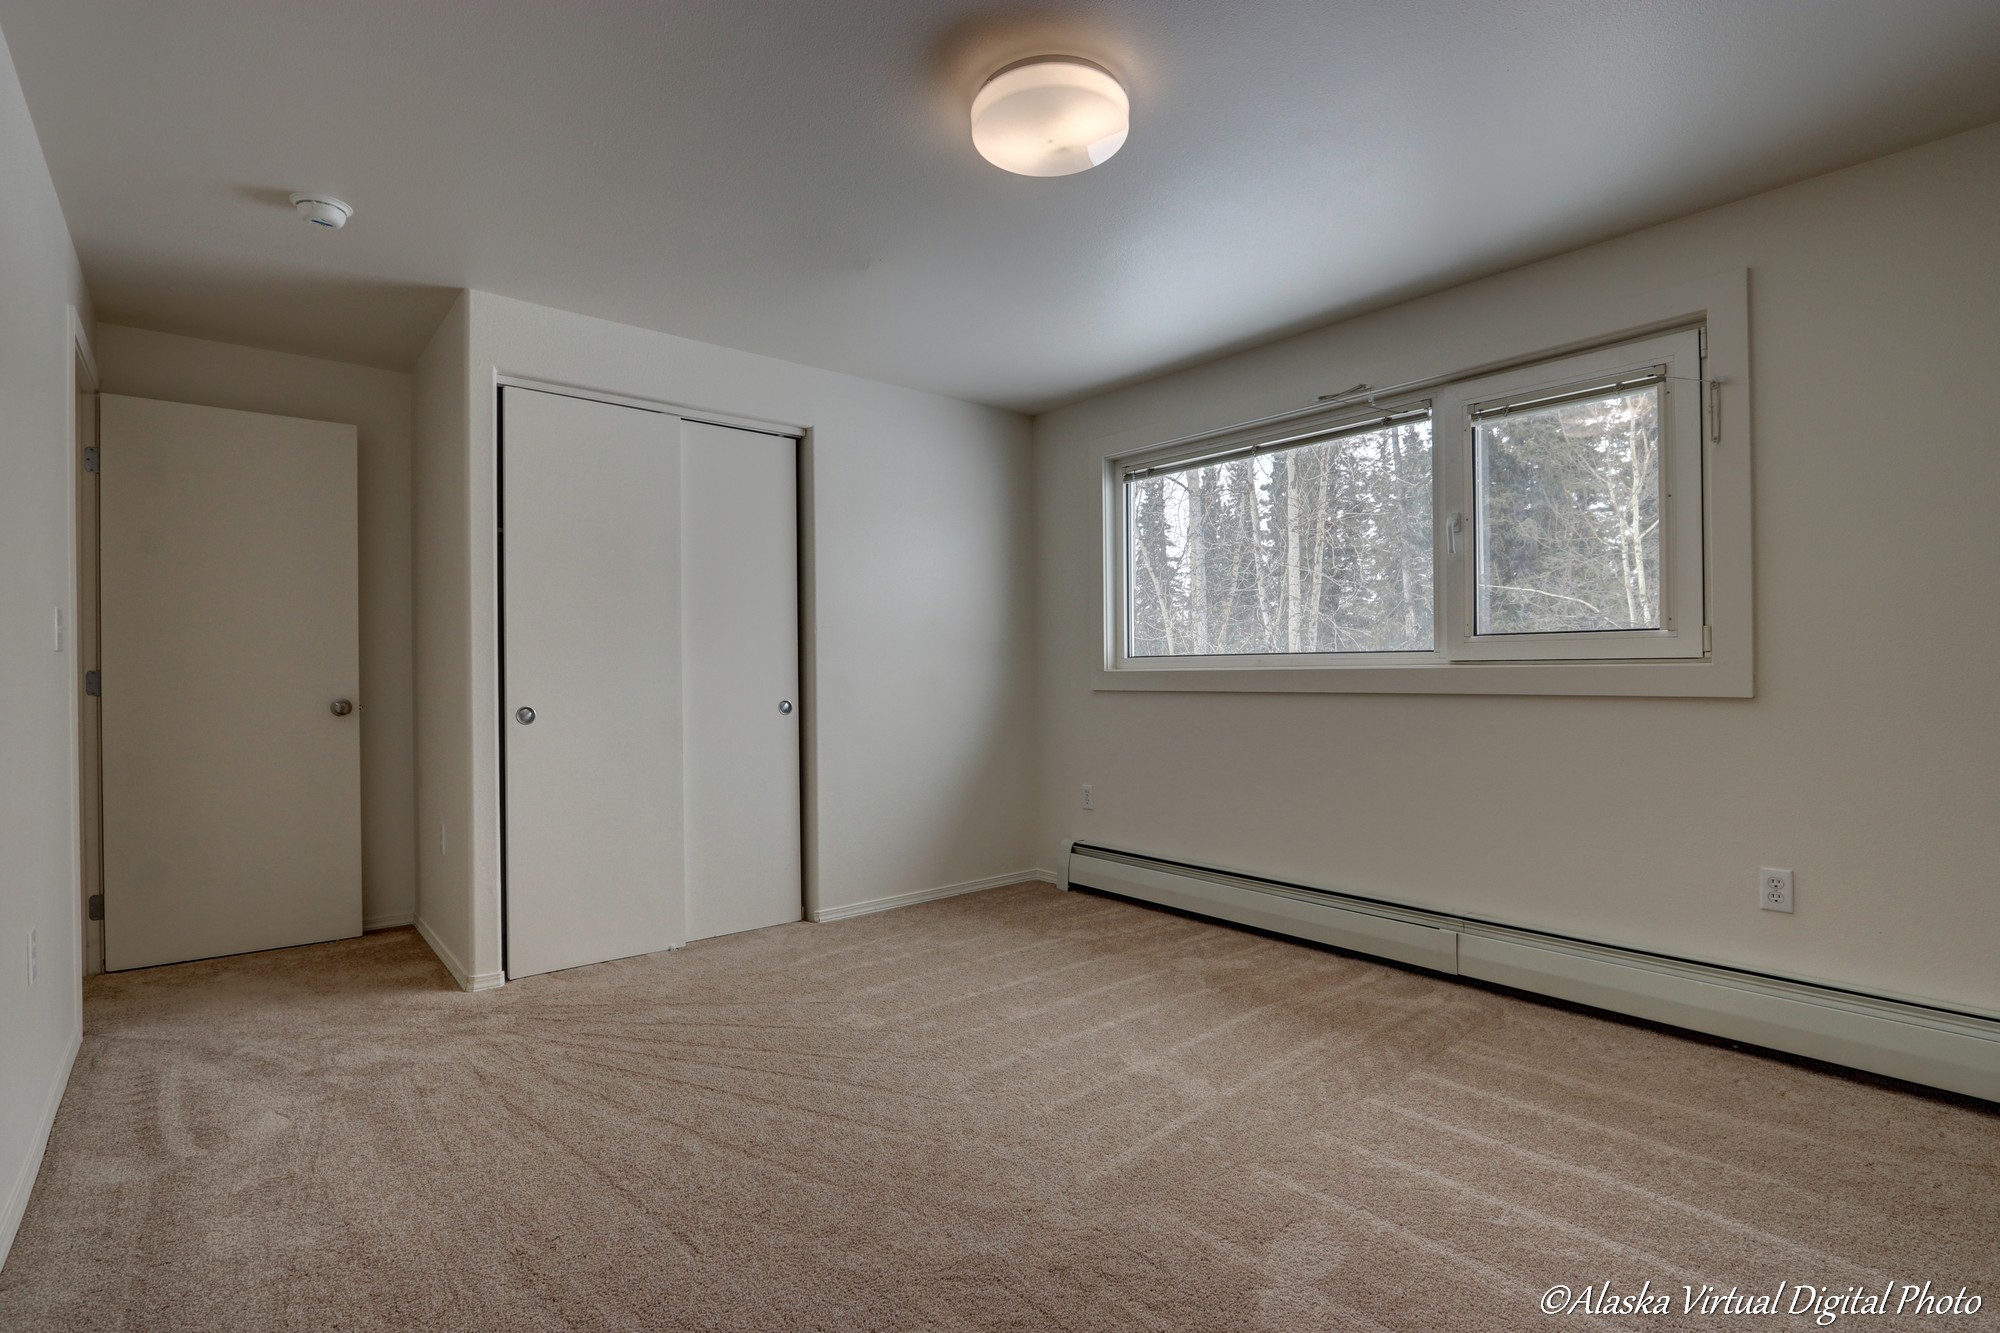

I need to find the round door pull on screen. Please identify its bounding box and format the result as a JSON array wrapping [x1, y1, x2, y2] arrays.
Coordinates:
[[329, 699, 354, 717], [778, 700, 793, 715], [516, 706, 537, 725]]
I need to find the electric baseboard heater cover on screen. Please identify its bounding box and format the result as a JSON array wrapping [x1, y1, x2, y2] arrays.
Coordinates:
[[1064, 843, 1999, 1104]]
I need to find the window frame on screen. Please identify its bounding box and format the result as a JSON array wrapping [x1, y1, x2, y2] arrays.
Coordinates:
[[1436, 328, 1704, 663], [1095, 270, 1751, 698]]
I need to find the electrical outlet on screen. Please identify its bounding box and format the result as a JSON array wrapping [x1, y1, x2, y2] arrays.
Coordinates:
[[1081, 783, 1094, 811], [1760, 867, 1794, 913], [27, 928, 37, 984]]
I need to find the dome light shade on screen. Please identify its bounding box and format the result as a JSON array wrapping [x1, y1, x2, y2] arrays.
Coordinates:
[[970, 58, 1129, 177]]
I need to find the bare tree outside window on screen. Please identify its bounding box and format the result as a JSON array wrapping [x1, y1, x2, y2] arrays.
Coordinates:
[[1474, 383, 1662, 635], [1127, 420, 1433, 656]]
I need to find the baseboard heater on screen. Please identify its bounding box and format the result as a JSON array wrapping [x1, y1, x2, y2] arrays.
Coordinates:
[[1064, 843, 2000, 1103]]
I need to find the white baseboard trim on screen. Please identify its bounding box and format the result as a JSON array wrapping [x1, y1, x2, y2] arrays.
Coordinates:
[[810, 869, 1050, 924], [1068, 843, 2000, 1104], [1, 1023, 81, 1272], [414, 916, 504, 992], [362, 912, 415, 932]]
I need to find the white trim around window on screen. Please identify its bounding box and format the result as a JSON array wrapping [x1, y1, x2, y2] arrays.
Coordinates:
[[1096, 270, 1752, 697]]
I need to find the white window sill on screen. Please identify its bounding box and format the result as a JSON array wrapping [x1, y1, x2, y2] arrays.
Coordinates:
[[1095, 652, 1751, 698]]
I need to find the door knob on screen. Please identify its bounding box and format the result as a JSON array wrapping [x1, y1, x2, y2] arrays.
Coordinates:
[[516, 706, 537, 725], [329, 699, 354, 716], [778, 700, 793, 715]]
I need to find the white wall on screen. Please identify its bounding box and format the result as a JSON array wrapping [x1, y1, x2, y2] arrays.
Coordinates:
[[93, 325, 418, 930], [412, 292, 1038, 988], [411, 294, 475, 984], [0, 26, 91, 1268], [1035, 122, 2000, 1015]]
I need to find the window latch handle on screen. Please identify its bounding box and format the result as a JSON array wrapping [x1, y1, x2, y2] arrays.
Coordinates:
[[1447, 511, 1464, 555]]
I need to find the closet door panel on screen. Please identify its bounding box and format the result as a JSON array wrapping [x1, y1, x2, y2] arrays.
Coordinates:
[[682, 420, 802, 941], [502, 387, 683, 978]]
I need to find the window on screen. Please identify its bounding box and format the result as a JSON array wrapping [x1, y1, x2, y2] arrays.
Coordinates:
[[1436, 329, 1705, 663], [1102, 294, 1748, 698], [1125, 410, 1433, 659], [1475, 378, 1663, 635]]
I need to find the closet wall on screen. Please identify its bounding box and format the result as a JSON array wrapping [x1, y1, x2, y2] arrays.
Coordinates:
[[413, 292, 1038, 989]]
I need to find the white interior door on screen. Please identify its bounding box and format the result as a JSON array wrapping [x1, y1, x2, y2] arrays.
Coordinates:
[[682, 420, 802, 941], [98, 394, 361, 971], [502, 388, 684, 978]]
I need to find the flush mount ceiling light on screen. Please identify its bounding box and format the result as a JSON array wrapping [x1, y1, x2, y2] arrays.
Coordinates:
[[288, 193, 352, 229], [970, 57, 1129, 177]]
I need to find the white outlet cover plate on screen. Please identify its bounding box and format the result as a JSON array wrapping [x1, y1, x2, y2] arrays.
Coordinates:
[[1760, 867, 1794, 913]]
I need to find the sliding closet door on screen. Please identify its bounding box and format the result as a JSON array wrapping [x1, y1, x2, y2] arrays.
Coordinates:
[[502, 387, 684, 977], [682, 420, 802, 941]]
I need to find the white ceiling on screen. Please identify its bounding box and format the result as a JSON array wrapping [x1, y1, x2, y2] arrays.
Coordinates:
[[5, 0, 1999, 412]]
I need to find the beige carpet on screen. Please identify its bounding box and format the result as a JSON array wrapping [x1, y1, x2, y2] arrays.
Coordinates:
[[2, 883, 1995, 1332]]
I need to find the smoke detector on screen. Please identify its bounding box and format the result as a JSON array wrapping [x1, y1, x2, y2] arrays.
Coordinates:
[[288, 193, 352, 229]]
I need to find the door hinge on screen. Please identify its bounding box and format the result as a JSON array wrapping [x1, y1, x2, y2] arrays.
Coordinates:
[[84, 669, 100, 696], [88, 894, 104, 922], [83, 446, 99, 473]]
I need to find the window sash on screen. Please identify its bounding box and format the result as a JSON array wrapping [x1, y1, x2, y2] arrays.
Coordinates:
[[1434, 328, 1705, 663], [1119, 411, 1437, 660]]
